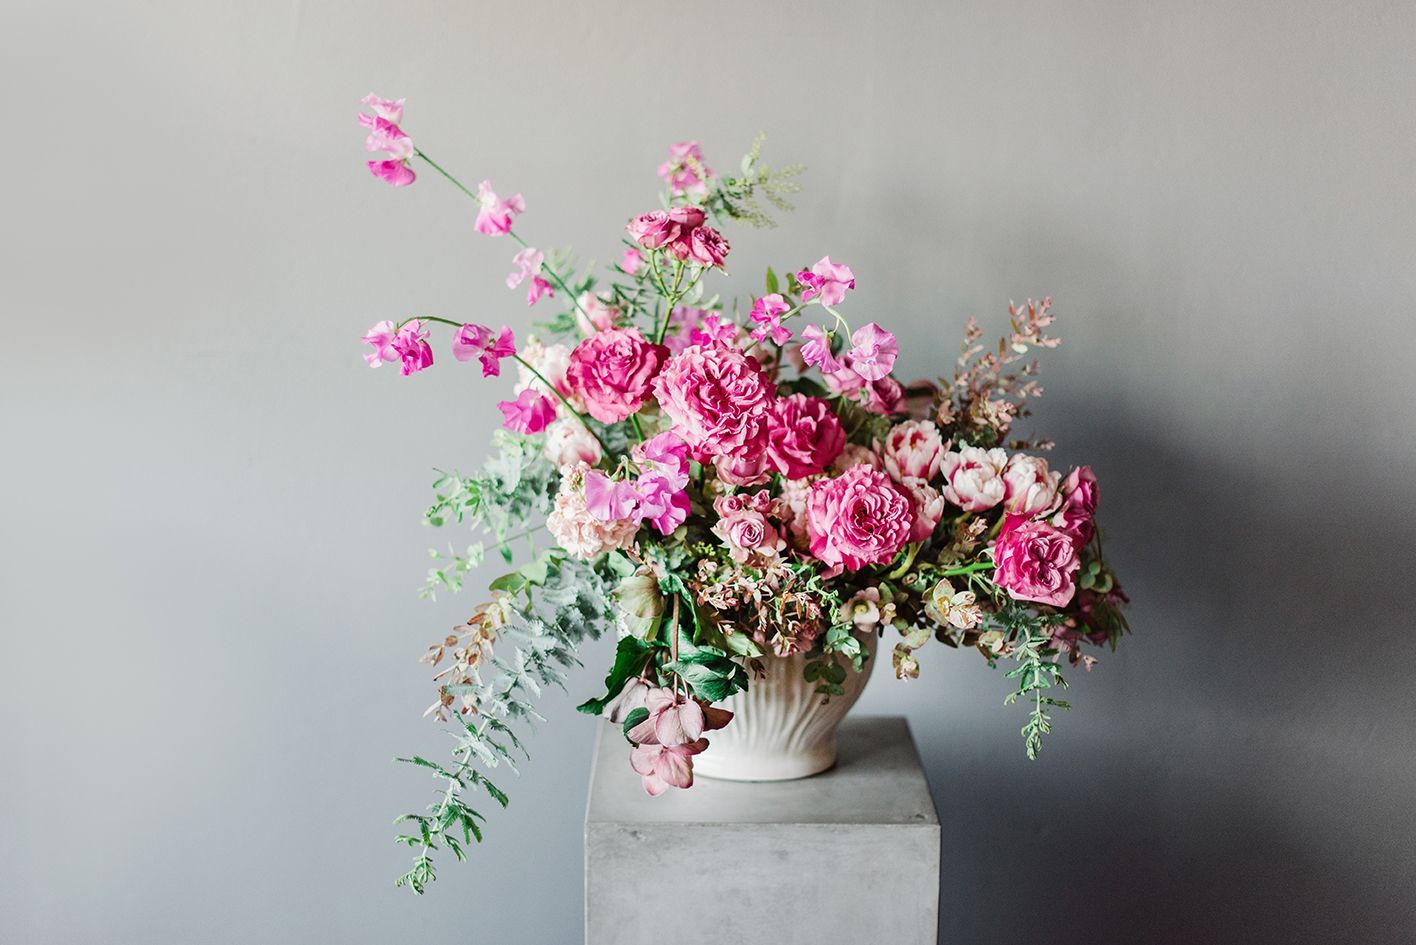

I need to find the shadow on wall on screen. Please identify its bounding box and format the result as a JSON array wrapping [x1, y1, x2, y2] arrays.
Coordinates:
[[914, 416, 1416, 945]]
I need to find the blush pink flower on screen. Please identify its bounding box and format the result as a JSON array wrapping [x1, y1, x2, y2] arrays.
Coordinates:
[[713, 453, 772, 487], [626, 206, 703, 250], [361, 93, 405, 123], [359, 115, 414, 161], [513, 339, 575, 406], [575, 292, 619, 335], [864, 375, 906, 416], [846, 323, 898, 381], [940, 446, 1009, 511], [366, 159, 417, 187], [881, 420, 945, 482], [765, 394, 845, 480], [798, 324, 842, 373], [473, 180, 524, 236], [506, 248, 554, 306], [497, 388, 556, 434], [1050, 465, 1099, 543], [657, 140, 715, 198], [583, 470, 640, 521], [806, 464, 915, 570], [542, 417, 602, 469], [899, 476, 945, 543], [749, 293, 793, 345], [632, 431, 691, 487], [688, 312, 740, 347], [630, 739, 708, 796], [451, 324, 517, 377], [362, 320, 399, 367], [547, 463, 641, 559], [619, 248, 644, 276], [627, 687, 706, 746], [565, 328, 669, 423], [388, 320, 433, 376], [1002, 454, 1061, 517], [358, 101, 416, 186], [634, 472, 690, 535], [796, 256, 855, 307], [992, 520, 1081, 607], [678, 224, 730, 268], [651, 344, 776, 462], [712, 491, 785, 562]]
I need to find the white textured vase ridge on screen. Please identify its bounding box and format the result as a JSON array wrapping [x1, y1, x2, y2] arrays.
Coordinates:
[[695, 632, 878, 781]]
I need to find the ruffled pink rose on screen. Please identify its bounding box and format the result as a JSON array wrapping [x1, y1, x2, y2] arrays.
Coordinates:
[[940, 446, 1008, 511], [651, 344, 776, 461], [677, 224, 729, 268], [626, 206, 704, 250], [1051, 465, 1098, 543], [806, 464, 915, 570], [899, 476, 945, 543], [992, 520, 1080, 607], [1002, 454, 1061, 517], [765, 394, 845, 480], [565, 328, 669, 424], [881, 420, 944, 482]]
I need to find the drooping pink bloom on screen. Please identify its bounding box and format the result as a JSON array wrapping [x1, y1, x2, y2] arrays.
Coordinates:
[[497, 388, 556, 434], [651, 344, 776, 462], [630, 739, 708, 796], [765, 394, 845, 479], [627, 687, 706, 746], [1051, 465, 1099, 543], [451, 324, 517, 377], [390, 320, 433, 376], [366, 159, 417, 187], [749, 293, 793, 345], [940, 446, 1009, 511], [798, 324, 842, 373], [806, 464, 915, 570], [880, 419, 945, 482], [846, 323, 898, 381], [362, 320, 399, 367], [358, 101, 416, 186], [688, 312, 740, 347], [657, 140, 715, 198], [565, 328, 669, 423], [1002, 454, 1061, 518], [473, 180, 524, 236], [506, 248, 554, 306], [796, 256, 856, 307], [359, 115, 414, 160], [361, 93, 405, 123], [634, 471, 690, 535], [992, 520, 1081, 607], [583, 470, 641, 521], [620, 248, 644, 276]]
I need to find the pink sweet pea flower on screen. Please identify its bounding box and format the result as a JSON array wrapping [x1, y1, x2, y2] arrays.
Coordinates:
[[583, 471, 641, 522], [361, 320, 399, 367], [506, 248, 554, 306], [358, 98, 416, 186], [657, 140, 715, 199], [847, 322, 898, 381], [620, 248, 644, 276], [361, 93, 405, 124], [796, 256, 856, 307], [358, 115, 414, 161], [633, 430, 691, 487], [497, 388, 556, 435], [630, 739, 708, 795], [451, 323, 517, 377], [798, 324, 842, 373], [748, 293, 793, 345], [474, 180, 524, 236], [688, 312, 740, 347], [366, 159, 416, 187], [635, 472, 690, 535], [391, 320, 433, 376]]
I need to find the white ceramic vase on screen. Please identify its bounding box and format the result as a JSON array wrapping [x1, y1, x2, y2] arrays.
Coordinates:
[[694, 632, 878, 782]]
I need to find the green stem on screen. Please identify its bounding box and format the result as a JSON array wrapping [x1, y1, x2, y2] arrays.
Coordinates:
[[943, 560, 994, 577], [510, 354, 606, 453], [628, 414, 647, 443]]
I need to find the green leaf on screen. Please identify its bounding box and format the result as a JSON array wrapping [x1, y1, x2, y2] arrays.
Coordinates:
[[621, 706, 650, 743], [575, 636, 655, 716], [765, 266, 779, 295]]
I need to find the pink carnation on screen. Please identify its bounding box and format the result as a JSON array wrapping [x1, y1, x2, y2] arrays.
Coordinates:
[[941, 446, 1008, 511], [765, 394, 845, 480], [565, 328, 669, 424], [992, 520, 1081, 607], [1051, 465, 1099, 543], [881, 420, 945, 482], [806, 465, 915, 570], [651, 344, 776, 462], [1002, 454, 1061, 517]]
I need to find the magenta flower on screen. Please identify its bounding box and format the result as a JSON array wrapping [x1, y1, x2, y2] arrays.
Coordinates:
[[361, 320, 399, 367], [748, 293, 793, 345], [452, 324, 517, 377], [634, 472, 690, 535], [798, 324, 842, 373], [992, 519, 1081, 607], [688, 313, 740, 347], [620, 248, 644, 276], [565, 328, 669, 424], [497, 389, 556, 435], [361, 93, 405, 124], [583, 471, 640, 522], [391, 320, 433, 376], [632, 430, 691, 487], [473, 180, 524, 236], [846, 322, 898, 381], [506, 248, 554, 306], [679, 224, 730, 269], [358, 100, 416, 187], [796, 256, 856, 307], [657, 140, 715, 199], [630, 740, 707, 796]]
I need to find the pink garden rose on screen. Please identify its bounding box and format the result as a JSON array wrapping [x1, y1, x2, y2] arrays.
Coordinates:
[[806, 464, 915, 570], [452, 323, 516, 377], [626, 206, 704, 250], [497, 389, 555, 434], [473, 180, 524, 236], [1002, 454, 1061, 517], [796, 256, 855, 307], [677, 223, 730, 268], [940, 446, 1008, 511], [765, 394, 845, 480], [565, 328, 669, 423], [712, 490, 785, 561], [880, 419, 945, 482], [541, 417, 602, 468], [992, 520, 1081, 607], [1051, 465, 1099, 543], [651, 343, 776, 461]]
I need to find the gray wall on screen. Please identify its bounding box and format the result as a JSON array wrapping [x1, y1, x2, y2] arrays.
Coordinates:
[[4, 1, 1414, 942]]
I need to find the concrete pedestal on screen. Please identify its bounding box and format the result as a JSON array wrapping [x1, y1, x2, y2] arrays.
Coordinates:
[[585, 715, 940, 945]]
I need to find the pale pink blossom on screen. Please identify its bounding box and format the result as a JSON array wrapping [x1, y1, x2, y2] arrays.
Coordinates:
[[565, 328, 668, 423], [880, 420, 945, 482], [358, 103, 416, 186], [619, 248, 644, 276], [632, 431, 691, 487], [651, 344, 776, 462], [603, 677, 651, 724], [846, 323, 898, 381], [361, 93, 405, 123], [712, 498, 785, 562], [899, 476, 945, 543], [497, 388, 556, 434], [361, 320, 399, 367], [798, 324, 842, 373], [940, 446, 1009, 512], [542, 418, 602, 469], [547, 463, 640, 559], [777, 477, 816, 547], [359, 114, 414, 161], [993, 520, 1080, 607], [451, 324, 516, 377], [713, 452, 772, 487], [375, 320, 431, 376], [627, 687, 706, 746], [1050, 465, 1099, 543], [630, 739, 708, 795], [575, 292, 619, 335], [513, 339, 575, 407], [1002, 454, 1061, 517], [506, 248, 554, 306], [657, 140, 715, 198], [796, 256, 855, 307], [765, 394, 845, 480], [830, 442, 882, 475], [806, 465, 915, 570], [473, 180, 524, 236], [840, 587, 889, 632], [626, 206, 703, 250], [635, 472, 690, 535], [749, 293, 793, 345]]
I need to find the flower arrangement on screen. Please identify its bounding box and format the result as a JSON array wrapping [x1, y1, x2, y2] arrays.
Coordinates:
[[357, 94, 1130, 893]]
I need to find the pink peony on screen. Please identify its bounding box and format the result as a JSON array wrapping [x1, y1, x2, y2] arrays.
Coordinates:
[[846, 323, 898, 381], [765, 394, 845, 480], [657, 140, 715, 198], [880, 420, 945, 482], [497, 389, 556, 434], [899, 477, 945, 543], [452, 323, 517, 377], [940, 446, 1008, 511], [992, 520, 1081, 607], [796, 256, 855, 307], [542, 418, 602, 469], [506, 248, 554, 306], [473, 180, 524, 236], [749, 293, 793, 345], [651, 344, 777, 462], [1002, 454, 1061, 517], [564, 328, 669, 424], [806, 464, 915, 570], [1051, 465, 1099, 543]]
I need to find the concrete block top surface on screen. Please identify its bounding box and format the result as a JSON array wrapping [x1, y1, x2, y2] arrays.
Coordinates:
[[586, 715, 939, 827]]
